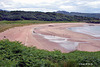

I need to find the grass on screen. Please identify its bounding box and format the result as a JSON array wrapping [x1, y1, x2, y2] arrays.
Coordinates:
[[0, 20, 79, 32], [0, 39, 100, 67]]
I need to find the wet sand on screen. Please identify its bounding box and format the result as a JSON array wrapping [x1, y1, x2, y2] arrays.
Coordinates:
[[0, 23, 100, 53]]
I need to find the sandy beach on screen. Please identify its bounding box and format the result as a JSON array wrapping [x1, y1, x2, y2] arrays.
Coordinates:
[[0, 23, 100, 53]]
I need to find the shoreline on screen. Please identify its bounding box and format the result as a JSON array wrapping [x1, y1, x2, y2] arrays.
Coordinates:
[[0, 23, 100, 53]]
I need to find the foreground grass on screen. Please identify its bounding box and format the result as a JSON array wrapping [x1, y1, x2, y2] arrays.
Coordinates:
[[0, 20, 79, 32], [0, 39, 100, 67]]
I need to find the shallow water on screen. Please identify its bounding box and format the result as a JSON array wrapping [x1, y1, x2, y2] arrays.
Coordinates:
[[68, 25, 100, 37], [38, 34, 79, 51]]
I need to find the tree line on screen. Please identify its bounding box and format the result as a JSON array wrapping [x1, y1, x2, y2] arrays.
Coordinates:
[[0, 10, 99, 21], [86, 20, 100, 24]]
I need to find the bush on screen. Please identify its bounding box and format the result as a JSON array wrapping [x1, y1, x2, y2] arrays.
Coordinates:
[[0, 39, 100, 67]]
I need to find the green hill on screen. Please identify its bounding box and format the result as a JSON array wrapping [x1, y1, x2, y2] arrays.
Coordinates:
[[0, 10, 99, 21]]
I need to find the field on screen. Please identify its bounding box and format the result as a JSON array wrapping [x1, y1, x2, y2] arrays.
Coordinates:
[[0, 20, 100, 67]]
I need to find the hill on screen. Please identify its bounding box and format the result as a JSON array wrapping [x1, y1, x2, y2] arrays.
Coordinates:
[[56, 11, 100, 19], [0, 10, 99, 21]]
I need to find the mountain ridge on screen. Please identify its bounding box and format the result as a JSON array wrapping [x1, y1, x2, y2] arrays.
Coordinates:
[[56, 11, 100, 18]]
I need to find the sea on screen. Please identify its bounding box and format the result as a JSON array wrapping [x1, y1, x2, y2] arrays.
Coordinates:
[[68, 25, 100, 37]]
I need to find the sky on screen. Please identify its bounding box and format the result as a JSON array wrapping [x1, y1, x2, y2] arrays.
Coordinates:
[[0, 0, 100, 13]]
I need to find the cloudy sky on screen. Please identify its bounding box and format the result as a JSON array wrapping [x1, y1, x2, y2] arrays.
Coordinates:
[[0, 0, 100, 13]]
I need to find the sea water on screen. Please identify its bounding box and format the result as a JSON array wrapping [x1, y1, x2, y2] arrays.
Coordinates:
[[68, 26, 100, 37]]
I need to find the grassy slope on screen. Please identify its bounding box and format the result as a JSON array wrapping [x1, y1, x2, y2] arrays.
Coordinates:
[[0, 20, 78, 32]]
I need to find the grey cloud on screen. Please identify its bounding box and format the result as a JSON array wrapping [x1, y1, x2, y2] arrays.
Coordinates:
[[0, 0, 100, 13]]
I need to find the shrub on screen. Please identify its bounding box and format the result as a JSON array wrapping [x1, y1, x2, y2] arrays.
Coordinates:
[[0, 39, 100, 67]]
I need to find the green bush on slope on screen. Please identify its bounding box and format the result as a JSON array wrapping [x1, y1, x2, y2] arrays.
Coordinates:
[[0, 39, 100, 67]]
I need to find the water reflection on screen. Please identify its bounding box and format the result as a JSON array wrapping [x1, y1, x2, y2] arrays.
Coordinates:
[[38, 34, 79, 51]]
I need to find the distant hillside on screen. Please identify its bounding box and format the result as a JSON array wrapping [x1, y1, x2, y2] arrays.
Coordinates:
[[0, 10, 99, 21], [56, 11, 100, 19]]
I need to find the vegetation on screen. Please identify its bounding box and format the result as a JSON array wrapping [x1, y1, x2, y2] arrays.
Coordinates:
[[86, 20, 100, 24], [57, 11, 100, 19], [0, 39, 100, 67], [0, 20, 78, 32], [0, 10, 99, 21]]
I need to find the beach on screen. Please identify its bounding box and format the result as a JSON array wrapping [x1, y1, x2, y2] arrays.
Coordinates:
[[0, 23, 100, 53]]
